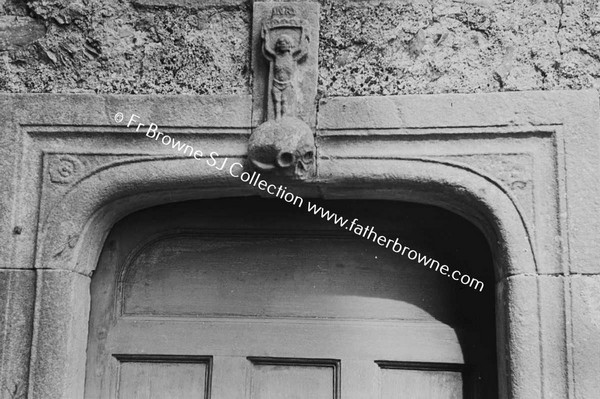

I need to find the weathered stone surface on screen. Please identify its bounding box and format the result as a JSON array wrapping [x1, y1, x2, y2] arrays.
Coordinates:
[[132, 0, 245, 8], [1, 0, 599, 95], [0, 16, 46, 51], [0, 95, 17, 270], [0, 0, 250, 94], [571, 275, 600, 399], [538, 275, 569, 399], [28, 270, 90, 399], [558, 90, 600, 274], [0, 92, 252, 273], [317, 91, 571, 130], [317, 91, 592, 277], [497, 275, 542, 398], [0, 270, 35, 399], [319, 0, 600, 95]]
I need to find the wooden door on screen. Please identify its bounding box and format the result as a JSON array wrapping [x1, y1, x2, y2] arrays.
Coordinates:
[[84, 198, 497, 398]]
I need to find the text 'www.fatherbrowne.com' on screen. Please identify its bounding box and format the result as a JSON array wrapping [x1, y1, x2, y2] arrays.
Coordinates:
[[122, 113, 485, 292]]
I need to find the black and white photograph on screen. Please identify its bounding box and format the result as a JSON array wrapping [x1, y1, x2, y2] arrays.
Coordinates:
[[1, 0, 599, 398]]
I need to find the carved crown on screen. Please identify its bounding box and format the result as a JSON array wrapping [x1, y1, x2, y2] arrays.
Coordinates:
[[263, 5, 304, 30]]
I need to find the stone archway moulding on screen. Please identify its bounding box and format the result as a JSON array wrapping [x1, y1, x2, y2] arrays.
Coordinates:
[[38, 156, 534, 278], [0, 89, 599, 399]]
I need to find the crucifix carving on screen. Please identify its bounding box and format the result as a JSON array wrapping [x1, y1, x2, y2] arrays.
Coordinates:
[[248, 3, 320, 180], [261, 10, 309, 120]]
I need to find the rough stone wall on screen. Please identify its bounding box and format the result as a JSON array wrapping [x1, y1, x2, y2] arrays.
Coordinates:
[[319, 0, 599, 95], [0, 0, 598, 96], [0, 0, 251, 94]]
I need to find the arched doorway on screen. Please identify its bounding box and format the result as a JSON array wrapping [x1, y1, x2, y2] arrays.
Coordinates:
[[84, 197, 497, 398]]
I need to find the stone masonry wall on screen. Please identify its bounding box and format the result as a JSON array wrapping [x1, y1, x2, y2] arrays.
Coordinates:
[[0, 0, 598, 96]]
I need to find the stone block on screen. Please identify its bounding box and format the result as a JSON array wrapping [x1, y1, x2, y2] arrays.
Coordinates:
[[0, 269, 35, 399], [560, 90, 600, 274], [538, 275, 569, 399], [316, 91, 582, 130], [28, 270, 90, 399], [497, 274, 542, 398], [570, 275, 600, 399], [0, 95, 17, 270]]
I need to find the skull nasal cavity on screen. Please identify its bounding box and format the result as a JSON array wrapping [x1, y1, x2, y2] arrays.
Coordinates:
[[278, 152, 294, 167]]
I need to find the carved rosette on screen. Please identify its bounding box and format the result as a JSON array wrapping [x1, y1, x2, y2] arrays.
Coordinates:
[[48, 154, 83, 184]]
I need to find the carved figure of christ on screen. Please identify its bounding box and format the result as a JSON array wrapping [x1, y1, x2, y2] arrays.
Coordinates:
[[263, 31, 308, 120]]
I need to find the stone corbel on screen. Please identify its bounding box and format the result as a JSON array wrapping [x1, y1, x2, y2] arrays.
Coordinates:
[[248, 2, 320, 180]]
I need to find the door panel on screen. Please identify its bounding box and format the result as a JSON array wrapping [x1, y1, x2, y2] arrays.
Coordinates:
[[115, 356, 210, 399], [380, 368, 462, 399], [248, 358, 339, 399], [377, 362, 464, 399], [121, 235, 461, 321], [84, 198, 497, 398]]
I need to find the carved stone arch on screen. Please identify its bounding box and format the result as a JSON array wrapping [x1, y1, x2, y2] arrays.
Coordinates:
[[37, 156, 534, 278], [30, 153, 538, 398], [3, 90, 594, 399], [37, 155, 254, 274], [317, 157, 538, 280]]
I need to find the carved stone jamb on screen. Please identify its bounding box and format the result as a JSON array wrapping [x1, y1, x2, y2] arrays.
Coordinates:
[[248, 2, 320, 180]]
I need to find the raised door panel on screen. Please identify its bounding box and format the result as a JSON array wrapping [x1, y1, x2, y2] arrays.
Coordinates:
[[248, 358, 339, 399], [121, 235, 461, 322], [378, 362, 464, 399], [115, 356, 211, 399]]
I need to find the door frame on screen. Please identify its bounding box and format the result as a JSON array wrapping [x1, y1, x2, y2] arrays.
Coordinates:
[[1, 90, 598, 398]]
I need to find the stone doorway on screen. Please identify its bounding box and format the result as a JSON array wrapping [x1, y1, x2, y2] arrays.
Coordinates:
[[84, 198, 497, 398], [0, 89, 597, 399]]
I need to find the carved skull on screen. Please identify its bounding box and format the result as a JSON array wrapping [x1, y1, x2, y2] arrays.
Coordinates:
[[248, 116, 316, 180]]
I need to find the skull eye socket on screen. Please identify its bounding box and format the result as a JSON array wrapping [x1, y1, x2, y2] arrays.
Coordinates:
[[303, 151, 314, 162], [277, 152, 294, 167]]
